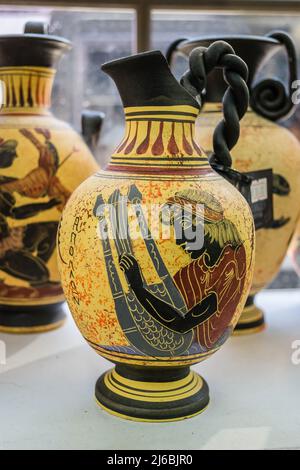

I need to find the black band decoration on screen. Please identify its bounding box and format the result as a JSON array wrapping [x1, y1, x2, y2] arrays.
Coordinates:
[[180, 41, 251, 186], [250, 31, 297, 121]]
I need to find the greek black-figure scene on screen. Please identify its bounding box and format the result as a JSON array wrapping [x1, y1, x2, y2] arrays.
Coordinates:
[[0, 128, 71, 300], [93, 184, 247, 357]]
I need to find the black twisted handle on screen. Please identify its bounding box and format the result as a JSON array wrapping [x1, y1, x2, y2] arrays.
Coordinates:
[[250, 31, 297, 121], [180, 41, 250, 184]]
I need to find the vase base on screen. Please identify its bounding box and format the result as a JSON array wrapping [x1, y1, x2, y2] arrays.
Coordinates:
[[0, 302, 66, 334], [95, 365, 209, 422], [233, 302, 265, 335]]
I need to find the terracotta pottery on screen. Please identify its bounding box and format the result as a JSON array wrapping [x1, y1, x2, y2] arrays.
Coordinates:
[[168, 33, 300, 334], [0, 22, 101, 334], [58, 48, 254, 422]]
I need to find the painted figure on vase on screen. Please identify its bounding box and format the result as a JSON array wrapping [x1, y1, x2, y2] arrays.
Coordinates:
[[93, 184, 247, 357], [0, 127, 75, 299]]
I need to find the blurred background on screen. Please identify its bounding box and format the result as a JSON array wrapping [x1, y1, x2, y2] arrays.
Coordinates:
[[0, 2, 300, 288]]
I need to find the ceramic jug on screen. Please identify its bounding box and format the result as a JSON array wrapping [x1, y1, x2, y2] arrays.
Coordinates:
[[58, 45, 255, 422], [168, 33, 300, 334], [0, 22, 101, 334]]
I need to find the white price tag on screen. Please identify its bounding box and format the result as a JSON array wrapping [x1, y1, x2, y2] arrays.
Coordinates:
[[250, 177, 268, 204]]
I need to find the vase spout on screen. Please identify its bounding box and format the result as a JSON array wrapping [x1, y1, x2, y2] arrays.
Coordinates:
[[102, 51, 210, 172], [102, 50, 200, 109]]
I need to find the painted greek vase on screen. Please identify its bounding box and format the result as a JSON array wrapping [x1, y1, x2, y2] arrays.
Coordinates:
[[168, 34, 300, 334], [0, 23, 100, 334], [58, 50, 254, 422]]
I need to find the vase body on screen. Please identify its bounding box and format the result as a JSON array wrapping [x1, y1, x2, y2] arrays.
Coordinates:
[[58, 51, 255, 421], [174, 35, 300, 334], [0, 32, 99, 333]]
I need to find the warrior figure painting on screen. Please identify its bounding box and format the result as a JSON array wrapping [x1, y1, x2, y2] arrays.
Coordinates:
[[95, 186, 247, 355]]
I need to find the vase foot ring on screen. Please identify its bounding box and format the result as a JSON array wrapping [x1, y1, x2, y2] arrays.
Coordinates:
[[95, 366, 209, 422], [0, 302, 66, 334], [233, 323, 265, 336], [233, 304, 265, 336]]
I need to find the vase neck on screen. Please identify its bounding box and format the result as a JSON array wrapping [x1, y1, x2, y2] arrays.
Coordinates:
[[0, 66, 55, 115], [108, 105, 210, 171]]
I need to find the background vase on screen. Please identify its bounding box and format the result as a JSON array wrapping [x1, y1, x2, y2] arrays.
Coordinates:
[[58, 48, 254, 422], [0, 22, 101, 334], [168, 34, 300, 334]]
